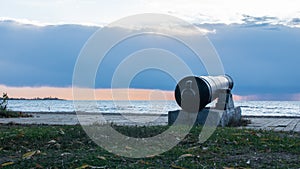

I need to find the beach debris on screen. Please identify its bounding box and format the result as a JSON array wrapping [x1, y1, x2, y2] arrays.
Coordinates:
[[76, 164, 90, 169], [1, 161, 14, 167], [146, 155, 160, 158], [59, 128, 65, 135], [61, 152, 72, 156], [45, 139, 59, 149], [76, 164, 107, 169], [22, 150, 40, 159], [186, 145, 199, 151], [125, 146, 132, 150], [246, 159, 251, 165], [97, 156, 106, 160], [48, 139, 56, 144], [171, 163, 186, 169], [178, 154, 194, 159], [138, 160, 150, 165], [256, 133, 262, 138], [145, 154, 157, 158], [223, 167, 249, 169], [75, 140, 84, 145], [202, 146, 208, 151]]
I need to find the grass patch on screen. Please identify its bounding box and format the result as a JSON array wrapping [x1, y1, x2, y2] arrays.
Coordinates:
[[0, 124, 299, 168]]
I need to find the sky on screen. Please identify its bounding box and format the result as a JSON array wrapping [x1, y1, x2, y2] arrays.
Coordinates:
[[1, 0, 300, 26], [0, 0, 300, 100]]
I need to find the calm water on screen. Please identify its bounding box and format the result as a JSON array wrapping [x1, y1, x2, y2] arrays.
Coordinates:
[[6, 100, 300, 117]]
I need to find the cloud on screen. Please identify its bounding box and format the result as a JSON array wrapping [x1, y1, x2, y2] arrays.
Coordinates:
[[288, 18, 300, 27], [241, 15, 278, 26], [0, 20, 97, 87], [0, 17, 47, 27], [1, 19, 300, 99], [239, 15, 300, 28], [0, 17, 104, 27], [205, 23, 300, 95], [2, 1, 300, 27]]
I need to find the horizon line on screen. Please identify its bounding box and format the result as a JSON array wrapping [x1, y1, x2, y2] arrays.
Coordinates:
[[1, 16, 300, 29], [1, 85, 300, 101]]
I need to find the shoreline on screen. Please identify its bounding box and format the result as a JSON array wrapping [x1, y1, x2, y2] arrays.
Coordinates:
[[12, 111, 169, 116], [0, 112, 299, 132], [0, 111, 168, 126], [7, 111, 300, 118]]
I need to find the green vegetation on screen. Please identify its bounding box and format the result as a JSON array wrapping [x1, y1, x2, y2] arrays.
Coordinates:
[[0, 93, 8, 112], [0, 93, 32, 118], [0, 124, 299, 168]]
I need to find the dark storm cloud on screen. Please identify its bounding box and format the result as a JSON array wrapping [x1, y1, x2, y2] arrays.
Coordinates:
[[1, 20, 300, 96], [0, 20, 97, 87]]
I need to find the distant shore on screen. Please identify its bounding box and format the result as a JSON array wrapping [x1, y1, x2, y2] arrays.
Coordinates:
[[4, 97, 65, 101]]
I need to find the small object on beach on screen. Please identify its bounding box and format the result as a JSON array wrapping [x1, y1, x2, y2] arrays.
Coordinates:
[[48, 140, 56, 144], [178, 154, 194, 159], [22, 150, 38, 159], [59, 128, 65, 135], [61, 152, 72, 156], [202, 147, 208, 151], [1, 161, 14, 167], [97, 156, 106, 160]]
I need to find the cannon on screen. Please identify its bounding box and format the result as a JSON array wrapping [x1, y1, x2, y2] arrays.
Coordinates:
[[175, 75, 234, 113], [169, 75, 241, 126]]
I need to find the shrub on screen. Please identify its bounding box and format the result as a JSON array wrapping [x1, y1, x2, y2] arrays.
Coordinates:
[[0, 92, 8, 112]]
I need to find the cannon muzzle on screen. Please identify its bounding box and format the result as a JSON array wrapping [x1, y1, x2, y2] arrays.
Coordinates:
[[175, 75, 233, 113]]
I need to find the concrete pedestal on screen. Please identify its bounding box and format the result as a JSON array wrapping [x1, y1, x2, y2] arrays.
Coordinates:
[[170, 88, 242, 127], [168, 106, 241, 127]]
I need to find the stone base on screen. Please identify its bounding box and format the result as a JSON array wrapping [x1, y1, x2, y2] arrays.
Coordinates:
[[168, 107, 242, 127]]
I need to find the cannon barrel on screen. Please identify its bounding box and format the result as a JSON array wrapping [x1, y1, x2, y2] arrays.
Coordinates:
[[175, 75, 233, 113]]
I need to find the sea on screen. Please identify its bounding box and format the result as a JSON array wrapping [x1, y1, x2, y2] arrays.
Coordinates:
[[6, 100, 300, 117]]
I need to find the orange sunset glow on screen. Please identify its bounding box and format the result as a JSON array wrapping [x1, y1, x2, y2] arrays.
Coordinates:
[[0, 85, 175, 100], [0, 85, 249, 101]]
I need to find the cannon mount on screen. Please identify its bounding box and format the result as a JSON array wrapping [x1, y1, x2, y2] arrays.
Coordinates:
[[169, 75, 242, 127]]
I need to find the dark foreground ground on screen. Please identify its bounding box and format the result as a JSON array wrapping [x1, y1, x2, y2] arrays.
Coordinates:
[[0, 124, 299, 169]]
